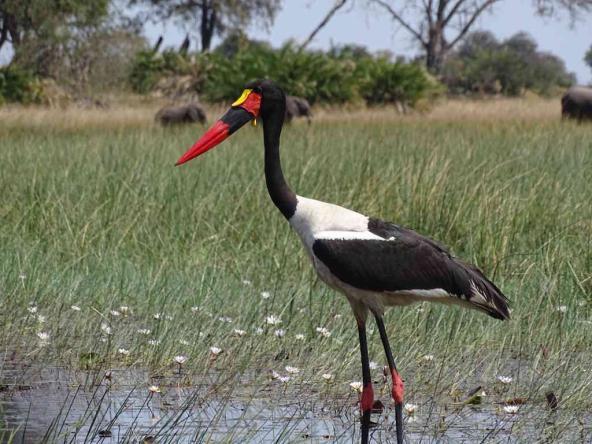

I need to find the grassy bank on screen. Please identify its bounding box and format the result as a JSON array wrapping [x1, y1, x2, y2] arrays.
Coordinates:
[[0, 99, 591, 441]]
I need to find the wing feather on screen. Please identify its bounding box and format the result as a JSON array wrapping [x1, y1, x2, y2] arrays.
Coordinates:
[[312, 220, 509, 320]]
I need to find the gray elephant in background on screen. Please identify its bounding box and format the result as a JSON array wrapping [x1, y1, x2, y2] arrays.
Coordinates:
[[285, 96, 312, 124], [561, 86, 592, 122], [156, 104, 207, 126]]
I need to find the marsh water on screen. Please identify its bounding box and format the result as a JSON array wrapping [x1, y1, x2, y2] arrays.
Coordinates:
[[0, 360, 588, 443]]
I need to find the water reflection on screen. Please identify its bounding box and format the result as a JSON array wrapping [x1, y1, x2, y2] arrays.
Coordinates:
[[0, 362, 587, 442]]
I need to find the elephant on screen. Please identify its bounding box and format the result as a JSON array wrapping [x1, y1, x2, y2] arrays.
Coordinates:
[[155, 104, 207, 126], [285, 96, 312, 124], [561, 86, 592, 122]]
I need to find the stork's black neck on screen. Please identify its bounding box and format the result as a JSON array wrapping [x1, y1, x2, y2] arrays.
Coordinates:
[[261, 99, 297, 220]]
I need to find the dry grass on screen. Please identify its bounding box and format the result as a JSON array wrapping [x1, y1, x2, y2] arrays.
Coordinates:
[[315, 96, 561, 124], [0, 97, 561, 133]]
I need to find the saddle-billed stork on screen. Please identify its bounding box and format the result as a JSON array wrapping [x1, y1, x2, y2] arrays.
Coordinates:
[[176, 80, 510, 443]]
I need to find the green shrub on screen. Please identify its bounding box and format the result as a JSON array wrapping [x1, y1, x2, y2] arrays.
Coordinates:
[[202, 43, 361, 104], [129, 42, 440, 108], [129, 50, 166, 94], [0, 66, 44, 104], [357, 57, 439, 106]]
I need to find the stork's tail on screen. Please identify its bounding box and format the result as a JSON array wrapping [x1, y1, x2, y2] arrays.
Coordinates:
[[462, 263, 510, 320]]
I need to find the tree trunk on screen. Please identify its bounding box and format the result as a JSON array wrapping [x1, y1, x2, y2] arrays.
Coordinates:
[[0, 23, 8, 51], [200, 1, 216, 52], [425, 24, 446, 73]]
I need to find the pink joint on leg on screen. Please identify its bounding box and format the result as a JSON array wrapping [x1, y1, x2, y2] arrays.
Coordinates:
[[391, 370, 404, 404], [360, 383, 374, 413]]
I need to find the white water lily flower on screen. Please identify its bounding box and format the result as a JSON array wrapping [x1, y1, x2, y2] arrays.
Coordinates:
[[285, 366, 300, 374], [295, 334, 305, 340], [322, 373, 334, 381], [255, 327, 264, 335], [233, 329, 247, 337], [191, 306, 200, 313], [37, 331, 50, 342], [422, 354, 435, 362], [369, 361, 379, 370], [274, 329, 286, 338], [404, 403, 418, 415], [137, 328, 151, 335], [316, 327, 331, 338], [110, 310, 121, 317], [27, 306, 38, 314], [148, 339, 160, 346], [174, 355, 188, 365], [153, 313, 162, 320], [71, 305, 81, 311], [556, 305, 567, 313], [101, 323, 112, 335], [210, 346, 222, 356], [503, 405, 519, 414], [118, 348, 130, 356], [149, 385, 161, 394], [119, 306, 130, 315], [350, 381, 363, 392], [261, 291, 271, 299], [497, 376, 513, 384], [266, 315, 282, 325], [278, 375, 290, 383], [36, 314, 46, 323]]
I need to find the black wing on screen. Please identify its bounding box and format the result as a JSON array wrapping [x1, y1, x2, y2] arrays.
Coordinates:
[[312, 218, 509, 320]]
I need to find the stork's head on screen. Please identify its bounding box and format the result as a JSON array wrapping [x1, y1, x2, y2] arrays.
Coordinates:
[[175, 80, 284, 166]]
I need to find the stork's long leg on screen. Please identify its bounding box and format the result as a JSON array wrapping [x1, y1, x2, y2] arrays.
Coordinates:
[[350, 302, 373, 443], [374, 314, 404, 444], [357, 319, 374, 420]]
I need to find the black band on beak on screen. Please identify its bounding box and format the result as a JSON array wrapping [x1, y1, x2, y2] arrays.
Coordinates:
[[222, 107, 255, 135]]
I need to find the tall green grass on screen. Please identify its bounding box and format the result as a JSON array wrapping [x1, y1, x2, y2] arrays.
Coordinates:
[[0, 114, 591, 439]]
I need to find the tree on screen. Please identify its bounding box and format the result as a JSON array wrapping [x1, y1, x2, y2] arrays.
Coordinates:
[[0, 0, 109, 54], [370, 0, 592, 73], [1, 1, 146, 94], [441, 30, 574, 95], [301, 0, 591, 73], [131, 0, 281, 52], [371, 0, 503, 72]]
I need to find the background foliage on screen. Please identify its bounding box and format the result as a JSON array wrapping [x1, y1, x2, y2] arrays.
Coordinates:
[[129, 38, 441, 107], [441, 31, 575, 96], [0, 0, 587, 105]]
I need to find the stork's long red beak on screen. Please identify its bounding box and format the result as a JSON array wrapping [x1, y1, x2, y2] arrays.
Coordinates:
[[175, 90, 261, 166]]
